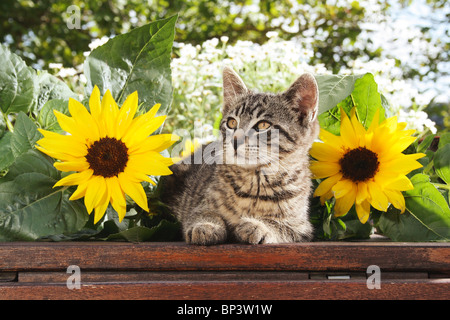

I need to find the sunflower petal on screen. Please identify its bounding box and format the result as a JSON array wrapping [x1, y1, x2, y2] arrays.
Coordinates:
[[386, 175, 414, 191], [384, 189, 406, 213], [320, 190, 334, 205], [54, 160, 90, 172], [122, 115, 167, 147], [350, 109, 367, 146], [54, 169, 93, 187], [37, 129, 88, 157], [355, 200, 371, 224], [334, 183, 356, 217], [116, 91, 139, 139], [147, 103, 161, 118], [310, 141, 343, 162], [101, 90, 119, 137], [111, 198, 127, 222], [128, 152, 174, 176], [129, 134, 179, 154], [310, 161, 341, 179], [380, 154, 424, 175], [332, 179, 354, 199], [69, 181, 89, 201], [68, 98, 100, 143], [36, 146, 78, 162], [355, 182, 369, 204], [118, 172, 149, 212], [367, 181, 389, 212], [387, 136, 418, 155], [89, 85, 102, 121], [93, 181, 111, 224], [84, 175, 106, 214], [367, 108, 381, 134], [319, 128, 344, 148], [107, 177, 127, 221], [107, 176, 126, 206], [314, 173, 343, 197], [340, 109, 358, 149], [53, 111, 87, 141]]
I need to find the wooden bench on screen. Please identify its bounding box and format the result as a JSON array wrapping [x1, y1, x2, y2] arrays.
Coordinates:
[[0, 241, 449, 300]]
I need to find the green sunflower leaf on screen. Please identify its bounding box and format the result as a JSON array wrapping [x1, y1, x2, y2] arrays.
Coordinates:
[[377, 173, 450, 241], [32, 71, 78, 113], [0, 44, 37, 116], [10, 112, 42, 158], [434, 143, 450, 185], [318, 73, 386, 135], [0, 110, 5, 139], [0, 132, 14, 172], [37, 99, 70, 134], [0, 149, 89, 241], [0, 112, 43, 172], [315, 73, 364, 115], [84, 14, 177, 121], [351, 73, 386, 128], [438, 132, 450, 149]]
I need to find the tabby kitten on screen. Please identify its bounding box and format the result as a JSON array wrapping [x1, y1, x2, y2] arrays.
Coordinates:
[[161, 67, 320, 245]]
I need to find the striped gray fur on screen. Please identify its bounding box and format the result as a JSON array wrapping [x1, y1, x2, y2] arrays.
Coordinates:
[[160, 67, 319, 245]]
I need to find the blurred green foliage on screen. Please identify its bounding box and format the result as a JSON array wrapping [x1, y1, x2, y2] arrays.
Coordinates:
[[1, 0, 447, 131], [1, 0, 377, 73]]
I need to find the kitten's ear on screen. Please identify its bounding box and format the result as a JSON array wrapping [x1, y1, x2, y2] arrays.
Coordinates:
[[223, 66, 247, 112], [283, 73, 319, 125]]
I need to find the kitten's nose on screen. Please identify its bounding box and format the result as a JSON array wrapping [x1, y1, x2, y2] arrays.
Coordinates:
[[233, 136, 244, 150], [233, 129, 245, 151]]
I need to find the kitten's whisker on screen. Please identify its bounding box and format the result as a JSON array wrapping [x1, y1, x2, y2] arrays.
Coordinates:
[[257, 153, 298, 180]]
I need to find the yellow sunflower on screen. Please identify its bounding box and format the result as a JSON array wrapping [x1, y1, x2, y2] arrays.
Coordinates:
[[310, 107, 425, 224], [36, 86, 178, 223]]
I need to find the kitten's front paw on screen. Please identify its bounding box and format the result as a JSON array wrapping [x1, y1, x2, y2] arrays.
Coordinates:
[[186, 222, 227, 246], [234, 219, 276, 244]]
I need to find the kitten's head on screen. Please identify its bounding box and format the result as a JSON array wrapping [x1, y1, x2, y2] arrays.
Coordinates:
[[219, 66, 319, 168]]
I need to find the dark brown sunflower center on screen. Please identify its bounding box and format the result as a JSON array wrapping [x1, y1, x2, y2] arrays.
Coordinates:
[[339, 147, 380, 182], [85, 137, 129, 178]]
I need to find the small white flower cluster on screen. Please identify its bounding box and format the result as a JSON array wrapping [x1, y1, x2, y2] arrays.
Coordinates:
[[171, 32, 438, 137], [48, 36, 112, 95], [48, 63, 86, 94], [170, 34, 331, 137], [398, 109, 437, 134]]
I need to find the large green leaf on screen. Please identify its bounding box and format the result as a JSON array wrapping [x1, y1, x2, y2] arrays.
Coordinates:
[[10, 112, 42, 158], [0, 44, 37, 115], [0, 132, 14, 172], [32, 71, 78, 113], [0, 109, 5, 139], [438, 132, 450, 149], [377, 174, 450, 241], [0, 112, 42, 172], [351, 73, 384, 128], [0, 149, 88, 241], [84, 15, 177, 116], [314, 73, 364, 114], [434, 143, 450, 185], [37, 99, 70, 134], [318, 73, 385, 135]]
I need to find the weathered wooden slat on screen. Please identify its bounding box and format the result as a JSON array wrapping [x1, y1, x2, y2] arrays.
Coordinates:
[[0, 242, 449, 272], [18, 271, 310, 283], [17, 270, 433, 283], [0, 279, 449, 300]]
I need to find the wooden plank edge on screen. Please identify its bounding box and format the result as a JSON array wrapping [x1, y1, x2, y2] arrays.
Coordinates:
[[0, 279, 449, 300], [1, 242, 449, 272]]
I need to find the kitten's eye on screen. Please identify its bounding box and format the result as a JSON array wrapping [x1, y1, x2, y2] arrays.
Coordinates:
[[256, 121, 271, 131], [227, 118, 238, 129]]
